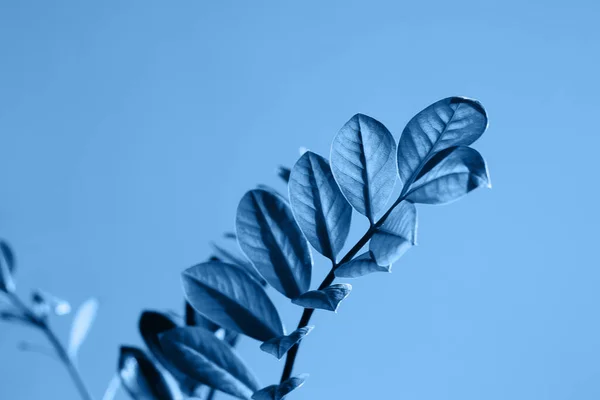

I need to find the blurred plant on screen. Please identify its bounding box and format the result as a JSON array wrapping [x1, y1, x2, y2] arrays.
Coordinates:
[[0, 241, 97, 400], [1, 97, 492, 400]]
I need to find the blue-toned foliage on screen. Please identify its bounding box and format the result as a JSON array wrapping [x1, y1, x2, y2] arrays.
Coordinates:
[[397, 97, 487, 193], [160, 327, 260, 400], [405, 146, 490, 204], [252, 374, 309, 400], [334, 252, 391, 278], [0, 240, 15, 293], [370, 201, 418, 266], [118, 346, 179, 400], [330, 114, 397, 223], [288, 151, 352, 261], [211, 242, 267, 286], [182, 261, 284, 342], [236, 189, 313, 299], [291, 284, 352, 312], [260, 326, 314, 359]]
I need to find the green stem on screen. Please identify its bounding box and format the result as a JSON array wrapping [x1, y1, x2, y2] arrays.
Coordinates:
[[8, 292, 94, 400]]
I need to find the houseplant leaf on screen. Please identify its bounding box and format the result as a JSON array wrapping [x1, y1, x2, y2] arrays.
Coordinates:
[[405, 146, 491, 204], [260, 326, 314, 359], [182, 261, 285, 342], [160, 327, 260, 400], [118, 346, 178, 400], [370, 201, 417, 266], [211, 242, 266, 285], [334, 252, 390, 278], [291, 284, 352, 312], [289, 151, 352, 261], [236, 189, 313, 299], [330, 114, 397, 223], [0, 240, 16, 293], [252, 374, 309, 400], [68, 297, 99, 359], [397, 97, 487, 192]]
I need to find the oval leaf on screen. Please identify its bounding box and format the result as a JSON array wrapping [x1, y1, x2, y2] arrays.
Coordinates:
[[0, 241, 16, 293], [252, 374, 309, 400], [182, 261, 284, 342], [211, 242, 267, 285], [334, 252, 391, 278], [260, 326, 314, 359], [68, 297, 99, 359], [291, 283, 352, 312], [289, 151, 352, 261], [405, 146, 491, 204], [160, 327, 260, 400], [370, 201, 418, 266], [185, 301, 220, 332], [118, 346, 178, 400], [236, 189, 313, 299], [397, 97, 488, 192], [139, 311, 200, 395], [330, 114, 397, 223]]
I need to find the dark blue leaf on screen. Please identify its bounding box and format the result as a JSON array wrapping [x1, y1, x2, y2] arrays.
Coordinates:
[[397, 97, 487, 192], [405, 146, 491, 204], [277, 166, 291, 184], [252, 374, 309, 400], [185, 301, 220, 332], [236, 189, 313, 299], [139, 311, 200, 395], [118, 346, 179, 400], [370, 201, 417, 266], [211, 242, 267, 285], [160, 327, 260, 400], [291, 284, 352, 312], [0, 241, 15, 293], [289, 151, 352, 261], [334, 252, 391, 278], [182, 261, 285, 342], [330, 114, 397, 223], [260, 326, 314, 359]]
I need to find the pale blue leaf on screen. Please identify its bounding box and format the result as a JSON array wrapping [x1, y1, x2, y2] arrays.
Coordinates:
[[211, 242, 267, 286], [405, 146, 491, 204], [289, 151, 352, 261], [291, 283, 352, 312], [160, 327, 260, 400], [370, 201, 418, 266], [118, 346, 179, 400], [397, 97, 487, 192], [330, 114, 397, 223], [182, 261, 285, 342], [252, 374, 309, 400], [260, 326, 314, 359], [139, 311, 200, 395], [68, 298, 99, 359], [334, 252, 391, 278], [236, 189, 313, 299]]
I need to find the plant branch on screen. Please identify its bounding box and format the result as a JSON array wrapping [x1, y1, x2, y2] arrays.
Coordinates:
[[280, 194, 408, 383], [8, 292, 94, 400]]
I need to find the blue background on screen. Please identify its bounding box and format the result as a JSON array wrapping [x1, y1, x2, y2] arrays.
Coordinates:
[[1, 1, 598, 399]]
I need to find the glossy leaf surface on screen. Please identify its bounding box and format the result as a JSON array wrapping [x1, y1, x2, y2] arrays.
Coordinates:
[[330, 114, 397, 222], [370, 201, 417, 266], [334, 252, 391, 278], [405, 146, 491, 204], [68, 298, 99, 359], [182, 261, 284, 342], [289, 151, 352, 261], [291, 284, 352, 312], [260, 326, 314, 359], [252, 374, 309, 400], [160, 327, 260, 400], [118, 346, 178, 400], [236, 189, 312, 299], [397, 97, 487, 191]]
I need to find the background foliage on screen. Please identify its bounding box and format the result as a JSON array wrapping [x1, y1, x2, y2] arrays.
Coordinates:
[[1, 1, 600, 399]]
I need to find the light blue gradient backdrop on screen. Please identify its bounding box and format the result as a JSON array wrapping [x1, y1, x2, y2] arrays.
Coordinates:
[[1, 1, 598, 399]]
